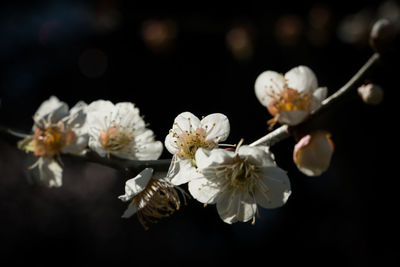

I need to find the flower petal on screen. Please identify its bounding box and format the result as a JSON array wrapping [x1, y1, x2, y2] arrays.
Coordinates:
[[114, 102, 145, 130], [121, 203, 137, 218], [216, 189, 240, 224], [255, 71, 286, 107], [201, 113, 230, 143], [309, 87, 328, 112], [134, 141, 163, 160], [118, 168, 153, 201], [237, 195, 257, 223], [38, 158, 63, 188], [277, 110, 309, 126], [87, 100, 115, 130], [237, 145, 276, 167], [172, 112, 201, 135], [188, 177, 220, 204], [255, 167, 291, 209], [33, 96, 69, 129], [195, 147, 233, 170], [169, 159, 199, 185], [217, 190, 257, 224], [285, 65, 318, 93], [165, 132, 179, 155], [88, 133, 107, 157]]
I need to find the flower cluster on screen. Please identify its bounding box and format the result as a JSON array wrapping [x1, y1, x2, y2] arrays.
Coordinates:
[[19, 97, 163, 187], [17, 65, 337, 229]]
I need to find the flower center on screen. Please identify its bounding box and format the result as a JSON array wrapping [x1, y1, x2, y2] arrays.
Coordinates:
[[99, 126, 134, 152], [175, 128, 216, 161], [267, 88, 312, 116], [32, 126, 75, 157], [217, 155, 261, 193]]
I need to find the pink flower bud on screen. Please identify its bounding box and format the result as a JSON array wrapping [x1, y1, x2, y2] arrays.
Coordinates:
[[293, 131, 334, 176]]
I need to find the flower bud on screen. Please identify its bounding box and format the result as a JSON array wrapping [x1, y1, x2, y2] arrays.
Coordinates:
[[369, 18, 395, 54], [293, 131, 334, 176], [357, 83, 383, 105]]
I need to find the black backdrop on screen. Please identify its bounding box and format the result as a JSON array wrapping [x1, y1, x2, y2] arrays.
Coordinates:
[[0, 1, 398, 266]]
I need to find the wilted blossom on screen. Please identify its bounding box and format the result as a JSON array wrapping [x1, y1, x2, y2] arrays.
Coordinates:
[[18, 96, 88, 187], [255, 65, 327, 128], [164, 112, 230, 185], [118, 168, 187, 230], [189, 142, 291, 224], [293, 130, 334, 176], [87, 100, 163, 160]]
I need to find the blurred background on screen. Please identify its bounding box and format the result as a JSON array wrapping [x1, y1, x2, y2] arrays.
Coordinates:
[[0, 0, 399, 266]]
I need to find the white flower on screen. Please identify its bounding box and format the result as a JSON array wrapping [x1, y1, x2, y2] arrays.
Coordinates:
[[189, 144, 291, 224], [293, 130, 334, 176], [87, 100, 163, 160], [255, 65, 327, 127], [19, 96, 89, 187], [164, 111, 230, 185], [118, 168, 186, 230]]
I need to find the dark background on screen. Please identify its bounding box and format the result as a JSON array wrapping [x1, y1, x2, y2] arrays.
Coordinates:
[[0, 0, 399, 266]]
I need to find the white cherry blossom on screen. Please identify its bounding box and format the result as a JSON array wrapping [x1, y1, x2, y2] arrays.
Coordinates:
[[87, 100, 163, 160], [19, 96, 88, 187], [189, 143, 291, 224], [164, 111, 230, 185], [255, 65, 327, 127]]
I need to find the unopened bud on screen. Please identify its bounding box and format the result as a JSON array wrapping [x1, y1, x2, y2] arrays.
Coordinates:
[[357, 83, 383, 105], [293, 131, 334, 177], [369, 18, 395, 54]]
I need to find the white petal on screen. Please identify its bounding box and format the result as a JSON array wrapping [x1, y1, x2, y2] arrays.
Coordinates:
[[201, 113, 230, 143], [255, 167, 291, 209], [38, 158, 63, 188], [313, 87, 328, 101], [61, 135, 89, 155], [172, 112, 201, 134], [164, 132, 179, 155], [118, 168, 153, 201], [88, 135, 107, 157], [277, 110, 309, 126], [255, 71, 286, 107], [310, 87, 328, 112], [121, 203, 137, 218], [237, 145, 276, 167], [169, 159, 199, 186], [285, 65, 318, 93], [114, 102, 144, 129], [195, 148, 233, 170], [188, 177, 220, 204], [69, 100, 87, 115], [166, 154, 179, 180], [237, 195, 257, 223], [87, 100, 115, 130], [216, 190, 240, 224], [33, 96, 69, 129], [135, 141, 163, 160]]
